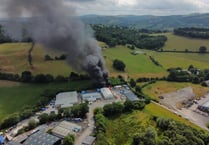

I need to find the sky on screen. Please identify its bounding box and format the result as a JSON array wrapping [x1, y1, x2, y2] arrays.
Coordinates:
[[0, 0, 209, 18], [68, 0, 209, 16]]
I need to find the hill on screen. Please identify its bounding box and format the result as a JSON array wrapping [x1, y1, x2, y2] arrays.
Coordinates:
[[81, 13, 209, 30]]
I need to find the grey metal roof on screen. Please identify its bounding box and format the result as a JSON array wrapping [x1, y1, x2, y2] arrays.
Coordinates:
[[82, 136, 96, 145], [124, 90, 139, 101], [23, 131, 60, 145], [101, 88, 114, 99], [55, 91, 78, 108], [8, 141, 22, 145], [82, 92, 102, 101]]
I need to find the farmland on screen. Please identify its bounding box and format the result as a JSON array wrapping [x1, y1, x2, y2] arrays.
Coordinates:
[[160, 33, 209, 51], [0, 80, 92, 123]]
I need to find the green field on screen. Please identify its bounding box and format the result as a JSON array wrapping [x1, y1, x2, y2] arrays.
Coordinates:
[[161, 33, 209, 51], [145, 50, 209, 69], [105, 103, 200, 145], [0, 80, 92, 123], [142, 81, 209, 101], [0, 42, 208, 79], [0, 43, 72, 76]]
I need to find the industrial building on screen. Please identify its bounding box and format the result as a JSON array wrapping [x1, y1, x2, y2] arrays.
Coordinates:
[[55, 91, 78, 108], [7, 141, 22, 145], [23, 131, 61, 145], [82, 92, 102, 102], [82, 136, 96, 145], [101, 88, 114, 99], [52, 121, 82, 138], [198, 100, 209, 113], [123, 90, 139, 101]]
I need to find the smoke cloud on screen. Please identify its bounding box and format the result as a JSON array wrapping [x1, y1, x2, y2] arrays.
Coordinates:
[[2, 0, 108, 86]]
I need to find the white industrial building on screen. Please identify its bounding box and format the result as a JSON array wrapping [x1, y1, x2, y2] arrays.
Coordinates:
[[55, 91, 78, 108], [82, 92, 102, 102], [52, 121, 82, 138], [101, 88, 114, 99]]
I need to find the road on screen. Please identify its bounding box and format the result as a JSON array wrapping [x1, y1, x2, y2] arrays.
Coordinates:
[[74, 99, 118, 145]]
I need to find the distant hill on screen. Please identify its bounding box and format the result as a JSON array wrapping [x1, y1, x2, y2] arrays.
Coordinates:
[[80, 13, 209, 30]]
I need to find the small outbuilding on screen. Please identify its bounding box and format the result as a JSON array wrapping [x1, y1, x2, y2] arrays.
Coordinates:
[[101, 88, 114, 99], [55, 91, 78, 108], [82, 136, 96, 145]]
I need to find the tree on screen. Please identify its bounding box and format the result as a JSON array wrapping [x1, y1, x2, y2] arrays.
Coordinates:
[[199, 46, 207, 53], [135, 85, 142, 93], [113, 59, 126, 71], [63, 134, 74, 145], [124, 100, 134, 112], [130, 78, 136, 87], [28, 119, 37, 130], [38, 113, 49, 124], [21, 71, 32, 82], [44, 55, 53, 61]]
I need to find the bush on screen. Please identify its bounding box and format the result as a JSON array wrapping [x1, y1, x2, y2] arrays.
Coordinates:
[[113, 59, 126, 71]]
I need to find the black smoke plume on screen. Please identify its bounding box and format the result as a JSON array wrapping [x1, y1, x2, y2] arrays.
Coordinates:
[[2, 0, 108, 86]]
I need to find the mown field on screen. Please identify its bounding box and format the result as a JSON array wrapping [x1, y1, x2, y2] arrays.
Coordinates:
[[0, 42, 208, 79], [160, 33, 209, 51], [142, 81, 209, 101], [105, 102, 200, 145], [0, 43, 72, 76], [0, 80, 92, 123]]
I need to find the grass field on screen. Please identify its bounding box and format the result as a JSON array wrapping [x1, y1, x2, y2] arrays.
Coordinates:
[[0, 43, 72, 76], [103, 45, 167, 78], [144, 50, 209, 69], [105, 102, 200, 145], [142, 81, 209, 101], [161, 33, 209, 51], [0, 80, 92, 123]]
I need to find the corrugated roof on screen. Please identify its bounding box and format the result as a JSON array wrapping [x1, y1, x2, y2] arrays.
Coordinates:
[[82, 92, 102, 101], [52, 121, 81, 138], [82, 136, 96, 145], [55, 91, 78, 108], [8, 141, 22, 145], [124, 90, 139, 101], [101, 88, 114, 99], [23, 131, 60, 145]]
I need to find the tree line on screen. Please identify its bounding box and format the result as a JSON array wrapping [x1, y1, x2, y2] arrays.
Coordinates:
[[174, 27, 209, 39], [91, 25, 167, 50]]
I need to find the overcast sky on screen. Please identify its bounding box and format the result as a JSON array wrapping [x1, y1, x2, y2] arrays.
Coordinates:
[[0, 0, 209, 18]]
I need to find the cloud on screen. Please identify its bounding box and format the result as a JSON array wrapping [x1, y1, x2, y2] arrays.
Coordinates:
[[67, 0, 209, 15], [0, 0, 209, 17]]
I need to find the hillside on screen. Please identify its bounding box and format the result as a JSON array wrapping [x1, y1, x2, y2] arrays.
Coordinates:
[[81, 13, 209, 30]]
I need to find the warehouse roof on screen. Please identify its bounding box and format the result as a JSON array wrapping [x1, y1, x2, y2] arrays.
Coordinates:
[[23, 131, 60, 145], [101, 88, 114, 99], [201, 100, 209, 108], [82, 92, 102, 102], [124, 90, 139, 101], [55, 91, 78, 108], [82, 136, 96, 145], [8, 141, 22, 145], [52, 121, 81, 138]]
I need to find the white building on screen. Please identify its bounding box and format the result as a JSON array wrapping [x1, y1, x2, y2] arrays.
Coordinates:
[[101, 88, 114, 99], [82, 92, 102, 102], [55, 91, 78, 108]]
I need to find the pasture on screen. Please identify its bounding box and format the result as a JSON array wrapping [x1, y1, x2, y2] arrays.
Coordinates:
[[161, 33, 209, 51], [0, 80, 92, 123]]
